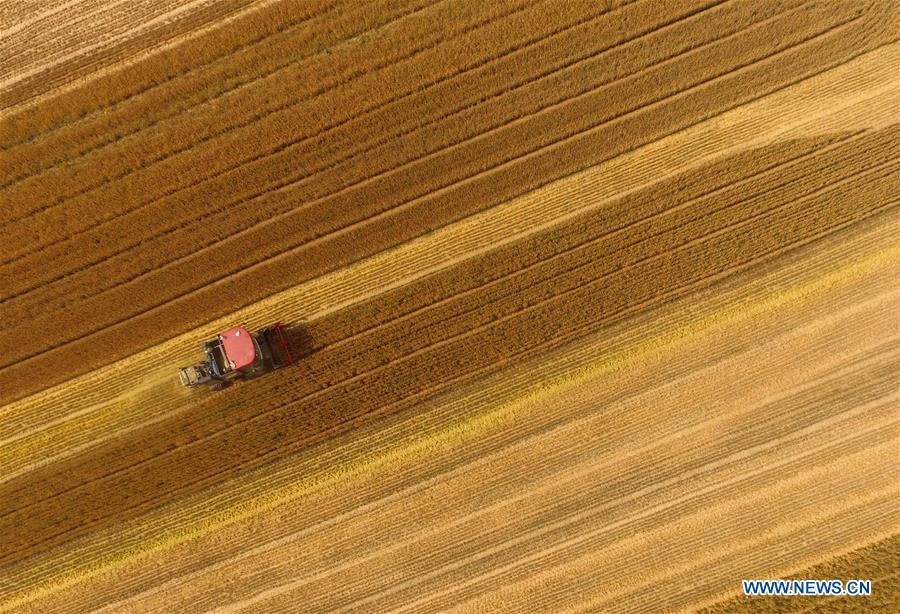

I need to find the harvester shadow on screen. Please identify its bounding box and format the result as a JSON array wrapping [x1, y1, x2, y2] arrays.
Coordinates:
[[280, 321, 316, 361]]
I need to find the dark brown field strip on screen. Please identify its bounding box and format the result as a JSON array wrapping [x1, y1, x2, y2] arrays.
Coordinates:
[[0, 0, 435, 193], [0, 0, 259, 111], [0, 2, 884, 376], [0, 15, 892, 408], [0, 139, 892, 566], [0, 0, 759, 323]]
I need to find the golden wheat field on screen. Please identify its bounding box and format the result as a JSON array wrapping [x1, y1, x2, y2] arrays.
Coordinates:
[[0, 0, 898, 611]]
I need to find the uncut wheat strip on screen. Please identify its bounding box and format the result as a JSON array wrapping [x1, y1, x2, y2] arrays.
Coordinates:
[[0, 0, 545, 239], [0, 0, 432, 191], [0, 0, 343, 148], [0, 0, 286, 119], [7, 230, 894, 611], [408, 428, 900, 613], [0, 128, 883, 482], [140, 337, 898, 612], [1, 45, 893, 440], [312, 410, 900, 613], [0, 0, 226, 93], [0, 0, 872, 308]]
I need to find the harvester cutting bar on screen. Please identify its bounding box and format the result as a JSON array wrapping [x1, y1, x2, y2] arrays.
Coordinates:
[[269, 322, 295, 366]]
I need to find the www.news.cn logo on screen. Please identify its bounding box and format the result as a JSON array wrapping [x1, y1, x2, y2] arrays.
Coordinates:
[[742, 579, 872, 597]]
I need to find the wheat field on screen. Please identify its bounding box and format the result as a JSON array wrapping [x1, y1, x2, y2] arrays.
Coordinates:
[[0, 1, 897, 612]]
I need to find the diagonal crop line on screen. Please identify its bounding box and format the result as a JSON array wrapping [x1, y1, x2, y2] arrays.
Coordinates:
[[0, 0, 543, 230], [0, 0, 341, 152], [0, 0, 780, 303], [0, 0, 439, 189], [0, 159, 891, 539], [326, 136, 873, 366], [267, 383, 899, 611], [0, 17, 879, 379], [0, 5, 865, 344], [0, 0, 600, 195], [92, 312, 897, 612]]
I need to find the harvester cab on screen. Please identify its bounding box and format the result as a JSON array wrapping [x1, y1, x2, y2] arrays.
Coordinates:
[[178, 322, 295, 391]]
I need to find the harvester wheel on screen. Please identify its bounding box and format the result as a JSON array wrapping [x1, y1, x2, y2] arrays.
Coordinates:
[[209, 381, 227, 392]]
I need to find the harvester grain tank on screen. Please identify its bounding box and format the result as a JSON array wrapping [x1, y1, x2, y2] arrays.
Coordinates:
[[179, 323, 295, 391]]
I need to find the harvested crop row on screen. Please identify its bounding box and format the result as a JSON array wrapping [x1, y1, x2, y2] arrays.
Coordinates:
[[1, 2, 888, 389], [1, 0, 198, 77], [0, 0, 785, 318], [276, 374, 899, 612], [0, 0, 258, 111], [3, 223, 893, 607], [0, 0, 432, 192], [24, 286, 896, 607], [0, 0, 540, 231], [0, 164, 891, 566], [451, 459, 897, 613]]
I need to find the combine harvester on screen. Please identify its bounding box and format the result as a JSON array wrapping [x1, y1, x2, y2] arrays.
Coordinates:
[[179, 323, 295, 391]]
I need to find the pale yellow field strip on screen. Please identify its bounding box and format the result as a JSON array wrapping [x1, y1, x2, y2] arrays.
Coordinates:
[[1, 42, 896, 482], [99, 299, 897, 611], [5, 208, 896, 612], [387, 437, 899, 613], [183, 339, 900, 611], [0, 0, 89, 39]]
